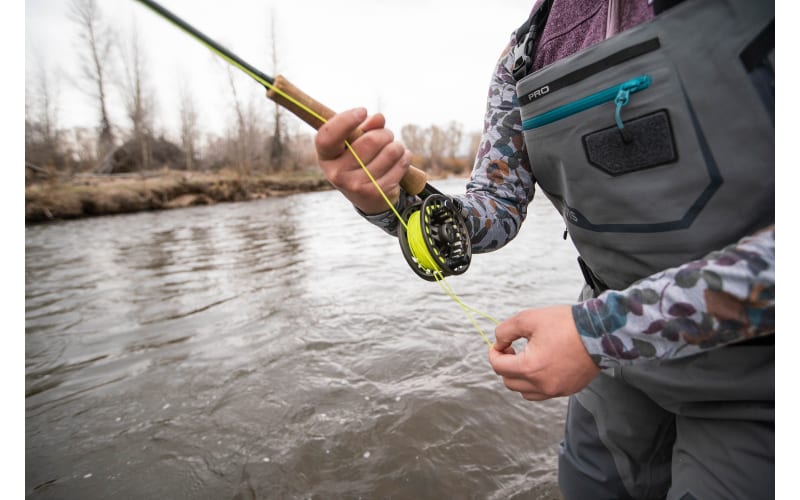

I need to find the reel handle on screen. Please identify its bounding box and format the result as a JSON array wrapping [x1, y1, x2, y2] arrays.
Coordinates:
[[266, 74, 429, 197]]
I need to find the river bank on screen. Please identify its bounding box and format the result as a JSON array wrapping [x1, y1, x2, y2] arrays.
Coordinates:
[[24, 169, 334, 225]]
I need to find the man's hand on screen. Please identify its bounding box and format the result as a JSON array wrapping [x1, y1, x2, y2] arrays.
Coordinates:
[[488, 305, 600, 401], [315, 108, 413, 215]]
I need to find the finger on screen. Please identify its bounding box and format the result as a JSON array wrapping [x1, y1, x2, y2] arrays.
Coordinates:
[[520, 391, 551, 402], [489, 344, 515, 355], [364, 146, 411, 202], [383, 148, 413, 186], [316, 108, 368, 161], [360, 141, 406, 182], [487, 345, 523, 377], [499, 375, 552, 401], [493, 338, 513, 352], [339, 130, 398, 179], [494, 314, 530, 350], [324, 128, 396, 187], [359, 112, 386, 133], [502, 376, 539, 394]]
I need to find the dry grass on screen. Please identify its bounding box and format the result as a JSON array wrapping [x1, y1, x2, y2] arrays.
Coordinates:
[[25, 169, 332, 224]]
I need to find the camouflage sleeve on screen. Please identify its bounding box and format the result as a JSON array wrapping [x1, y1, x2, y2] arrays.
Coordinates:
[[360, 33, 535, 251], [452, 35, 536, 253], [572, 226, 775, 368]]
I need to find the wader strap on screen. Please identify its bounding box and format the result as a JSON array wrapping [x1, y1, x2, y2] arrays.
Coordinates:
[[577, 256, 610, 296], [511, 0, 554, 82], [653, 0, 686, 15]]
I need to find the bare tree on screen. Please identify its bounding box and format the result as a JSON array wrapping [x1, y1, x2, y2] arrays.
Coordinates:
[[267, 9, 286, 172], [444, 121, 464, 159], [226, 66, 249, 173], [178, 81, 200, 170], [64, 127, 98, 171], [285, 130, 318, 172], [428, 124, 446, 173], [119, 23, 155, 170], [467, 131, 483, 164], [26, 60, 62, 165], [400, 123, 430, 171], [247, 99, 267, 170], [69, 0, 115, 159], [401, 124, 428, 156], [225, 67, 267, 174]]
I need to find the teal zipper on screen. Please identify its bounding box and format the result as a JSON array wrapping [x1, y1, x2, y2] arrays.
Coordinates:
[[522, 75, 652, 131]]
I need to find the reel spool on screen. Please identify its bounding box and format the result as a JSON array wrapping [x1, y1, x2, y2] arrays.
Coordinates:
[[398, 194, 471, 281]]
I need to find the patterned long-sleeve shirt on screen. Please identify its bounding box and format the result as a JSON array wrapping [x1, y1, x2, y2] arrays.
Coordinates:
[[362, 0, 775, 366], [572, 226, 774, 368]]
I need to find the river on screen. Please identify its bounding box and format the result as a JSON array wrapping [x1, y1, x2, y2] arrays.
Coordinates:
[[25, 178, 583, 499]]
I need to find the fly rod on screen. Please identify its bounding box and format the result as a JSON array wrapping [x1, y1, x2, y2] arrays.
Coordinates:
[[134, 0, 472, 281]]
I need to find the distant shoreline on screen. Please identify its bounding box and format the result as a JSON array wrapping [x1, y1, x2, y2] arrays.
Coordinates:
[[25, 169, 334, 225]]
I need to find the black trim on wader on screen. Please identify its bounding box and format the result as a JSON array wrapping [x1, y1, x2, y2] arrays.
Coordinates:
[[653, 0, 686, 15], [559, 78, 723, 233], [519, 38, 661, 106], [740, 20, 775, 73], [578, 256, 610, 295], [740, 20, 775, 124]]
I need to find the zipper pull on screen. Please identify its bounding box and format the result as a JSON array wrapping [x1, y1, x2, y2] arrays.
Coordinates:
[[614, 75, 651, 143]]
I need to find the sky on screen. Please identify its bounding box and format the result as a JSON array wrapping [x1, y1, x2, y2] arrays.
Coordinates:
[[25, 0, 537, 140]]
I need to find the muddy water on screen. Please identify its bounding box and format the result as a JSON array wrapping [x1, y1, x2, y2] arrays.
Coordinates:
[[26, 178, 583, 499]]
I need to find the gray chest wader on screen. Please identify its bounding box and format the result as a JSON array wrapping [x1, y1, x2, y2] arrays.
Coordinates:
[[513, 1, 775, 498], [516, 0, 774, 293]]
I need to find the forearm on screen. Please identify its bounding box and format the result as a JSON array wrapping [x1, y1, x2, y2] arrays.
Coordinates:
[[572, 226, 775, 368], [454, 101, 533, 252], [359, 35, 535, 250], [455, 37, 535, 253]]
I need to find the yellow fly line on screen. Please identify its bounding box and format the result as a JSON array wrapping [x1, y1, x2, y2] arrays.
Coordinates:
[[135, 0, 498, 346]]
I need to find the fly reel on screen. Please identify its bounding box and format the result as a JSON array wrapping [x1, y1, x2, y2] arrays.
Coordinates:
[[398, 194, 471, 281]]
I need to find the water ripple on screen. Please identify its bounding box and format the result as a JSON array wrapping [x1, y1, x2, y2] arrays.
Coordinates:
[[26, 181, 581, 499]]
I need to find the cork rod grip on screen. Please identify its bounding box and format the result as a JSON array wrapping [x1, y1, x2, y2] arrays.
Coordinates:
[[266, 74, 429, 196]]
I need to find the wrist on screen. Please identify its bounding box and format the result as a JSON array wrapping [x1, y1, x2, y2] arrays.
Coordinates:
[[571, 302, 616, 369]]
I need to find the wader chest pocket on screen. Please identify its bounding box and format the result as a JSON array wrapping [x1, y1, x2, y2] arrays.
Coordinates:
[[517, 37, 722, 232], [522, 75, 679, 177], [512, 0, 773, 290]]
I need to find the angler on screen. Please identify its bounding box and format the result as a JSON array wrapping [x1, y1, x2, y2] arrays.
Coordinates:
[[313, 0, 775, 498]]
